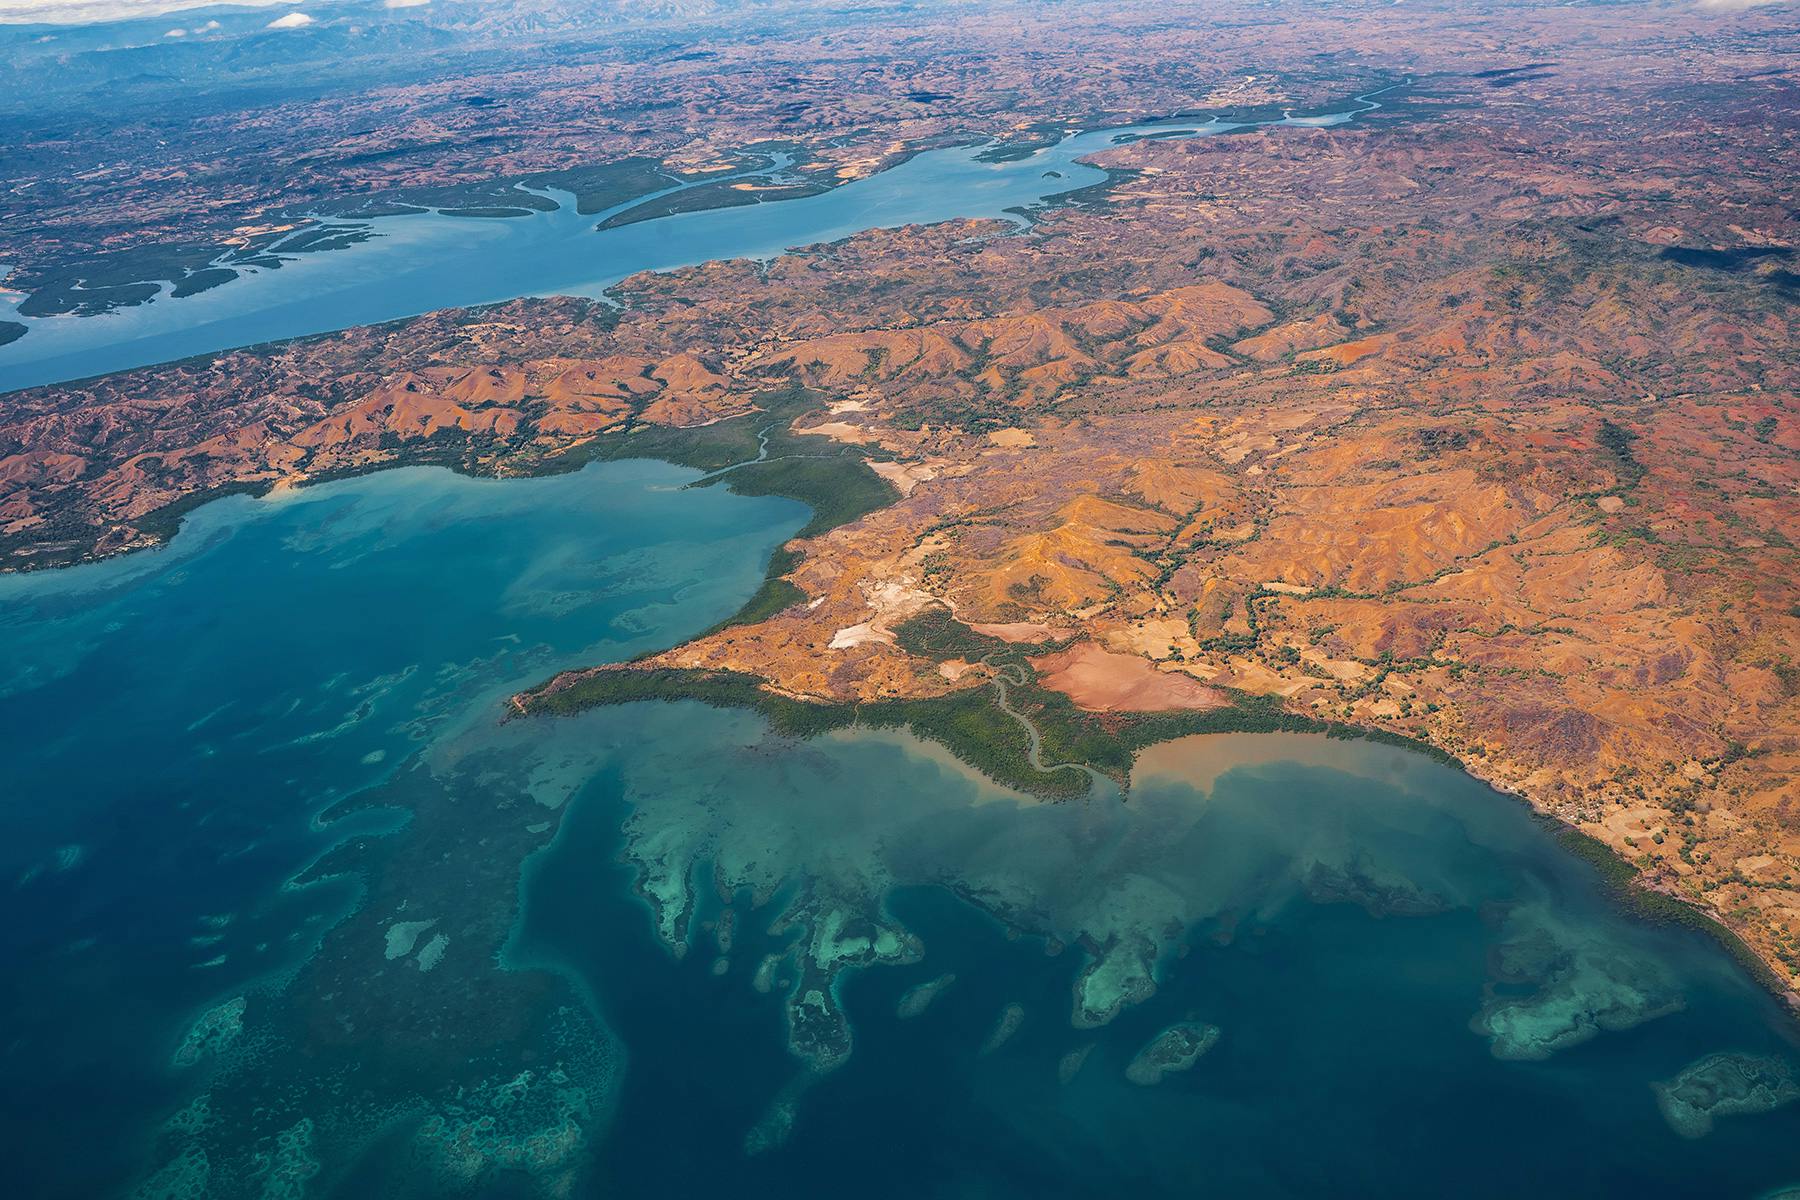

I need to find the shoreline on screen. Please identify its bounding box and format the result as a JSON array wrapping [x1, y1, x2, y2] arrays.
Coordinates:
[[549, 399, 1800, 1014], [11, 354, 1797, 1021], [19, 378, 1794, 1017], [516, 659, 1800, 1022], [510, 391, 1800, 1020]]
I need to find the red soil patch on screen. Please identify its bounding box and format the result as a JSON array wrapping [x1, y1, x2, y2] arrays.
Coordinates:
[[1030, 644, 1227, 712]]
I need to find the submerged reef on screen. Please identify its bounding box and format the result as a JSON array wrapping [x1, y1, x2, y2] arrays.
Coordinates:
[[131, 1144, 211, 1200], [1300, 857, 1448, 918], [607, 704, 1700, 1096], [981, 1003, 1027, 1055], [1125, 1022, 1222, 1086], [1471, 902, 1683, 1061], [414, 1064, 593, 1191], [172, 996, 247, 1069], [384, 919, 439, 961], [138, 993, 615, 1200], [783, 899, 923, 1070], [1071, 933, 1162, 1030], [260, 1119, 321, 1200], [1652, 1053, 1800, 1139], [745, 1075, 813, 1158], [897, 973, 956, 1019], [126, 724, 627, 1200], [124, 695, 1773, 1193], [1057, 1044, 1096, 1085]]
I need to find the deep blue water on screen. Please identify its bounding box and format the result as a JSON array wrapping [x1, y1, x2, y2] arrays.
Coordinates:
[[2, 461, 1798, 1198], [0, 95, 1384, 393], [0, 459, 805, 1198]]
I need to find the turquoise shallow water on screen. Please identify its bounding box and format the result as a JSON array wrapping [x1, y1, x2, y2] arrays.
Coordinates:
[[513, 711, 1800, 1198], [0, 459, 805, 1197], [2, 461, 1799, 1197], [0, 94, 1386, 393]]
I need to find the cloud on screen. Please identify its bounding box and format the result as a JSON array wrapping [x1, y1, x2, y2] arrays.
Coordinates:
[[0, 0, 291, 23], [265, 10, 312, 27], [384, 0, 429, 7], [1696, 0, 1787, 9]]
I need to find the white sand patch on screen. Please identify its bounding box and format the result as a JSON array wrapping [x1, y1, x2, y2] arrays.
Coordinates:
[[384, 919, 438, 961], [415, 933, 450, 972], [1299, 650, 1367, 682], [870, 459, 938, 496], [796, 421, 879, 445], [829, 576, 941, 650], [829, 622, 888, 650], [866, 578, 936, 612]]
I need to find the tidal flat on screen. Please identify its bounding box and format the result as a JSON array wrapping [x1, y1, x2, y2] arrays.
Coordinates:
[[2, 455, 1800, 1198]]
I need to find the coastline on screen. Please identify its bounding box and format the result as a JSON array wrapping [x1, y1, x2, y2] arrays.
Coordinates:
[[513, 395, 1800, 1019], [11, 367, 1793, 1016], [9, 5, 1800, 1187], [515, 657, 1800, 1021]]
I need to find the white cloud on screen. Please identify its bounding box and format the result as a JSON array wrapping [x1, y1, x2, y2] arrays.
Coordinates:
[[384, 0, 429, 7], [0, 0, 291, 24], [1697, 0, 1787, 8], [265, 9, 312, 27]]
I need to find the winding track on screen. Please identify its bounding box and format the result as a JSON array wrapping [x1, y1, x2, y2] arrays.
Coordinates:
[[686, 422, 851, 486], [982, 653, 1107, 790]]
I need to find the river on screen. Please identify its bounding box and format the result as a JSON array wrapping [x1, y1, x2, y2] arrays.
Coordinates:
[[0, 91, 1394, 393]]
